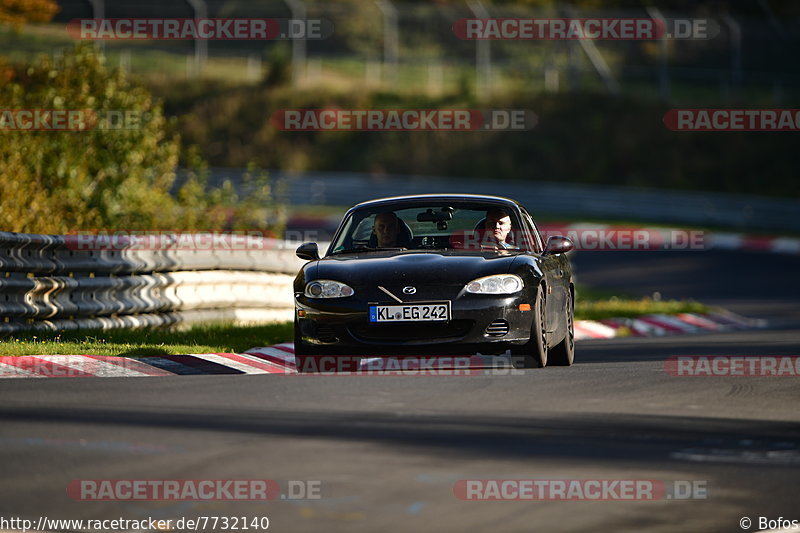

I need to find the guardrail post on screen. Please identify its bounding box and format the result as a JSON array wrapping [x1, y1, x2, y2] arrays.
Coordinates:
[[467, 0, 491, 100], [283, 0, 307, 86], [87, 0, 104, 51], [375, 0, 399, 85], [186, 0, 208, 77], [564, 5, 619, 95], [722, 13, 743, 98], [646, 7, 670, 101]]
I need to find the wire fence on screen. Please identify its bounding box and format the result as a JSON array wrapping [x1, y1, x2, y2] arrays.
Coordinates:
[[17, 1, 800, 102]]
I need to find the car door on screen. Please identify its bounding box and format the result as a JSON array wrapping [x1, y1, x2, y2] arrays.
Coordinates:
[[522, 210, 568, 342]]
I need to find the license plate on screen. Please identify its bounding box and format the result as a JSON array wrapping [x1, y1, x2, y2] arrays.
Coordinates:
[[369, 301, 451, 323]]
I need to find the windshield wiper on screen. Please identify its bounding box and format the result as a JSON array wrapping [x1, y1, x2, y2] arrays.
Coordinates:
[[330, 247, 407, 255], [475, 244, 522, 251]]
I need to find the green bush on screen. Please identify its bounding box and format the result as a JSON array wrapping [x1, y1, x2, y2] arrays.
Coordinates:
[[0, 44, 285, 234]]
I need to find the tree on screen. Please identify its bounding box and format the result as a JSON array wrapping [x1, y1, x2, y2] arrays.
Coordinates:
[[0, 0, 59, 27], [0, 44, 285, 234]]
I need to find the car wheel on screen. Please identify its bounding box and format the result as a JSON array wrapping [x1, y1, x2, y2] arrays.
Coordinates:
[[511, 286, 547, 369], [549, 289, 575, 366]]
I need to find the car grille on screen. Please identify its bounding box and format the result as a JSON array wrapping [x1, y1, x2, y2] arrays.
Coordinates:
[[485, 319, 509, 337], [349, 320, 472, 342]]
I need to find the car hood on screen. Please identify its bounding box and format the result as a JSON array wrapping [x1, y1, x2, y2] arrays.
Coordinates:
[[310, 250, 520, 286]]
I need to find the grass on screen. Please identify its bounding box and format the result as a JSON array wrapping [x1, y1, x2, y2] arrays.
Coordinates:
[[575, 298, 709, 321], [0, 322, 293, 357], [573, 283, 709, 321], [574, 284, 630, 301]]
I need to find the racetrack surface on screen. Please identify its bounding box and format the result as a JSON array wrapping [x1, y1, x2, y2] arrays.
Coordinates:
[[571, 249, 800, 326], [0, 251, 798, 533]]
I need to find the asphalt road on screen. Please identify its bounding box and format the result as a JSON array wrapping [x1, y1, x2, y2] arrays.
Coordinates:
[[571, 249, 800, 326], [1, 251, 798, 533]]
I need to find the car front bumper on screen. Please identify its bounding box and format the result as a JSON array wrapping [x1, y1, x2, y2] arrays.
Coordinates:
[[295, 291, 535, 356]]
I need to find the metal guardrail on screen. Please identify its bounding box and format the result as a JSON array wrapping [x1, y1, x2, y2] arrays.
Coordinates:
[[0, 232, 306, 274], [268, 171, 800, 233], [0, 232, 315, 334], [212, 169, 800, 234]]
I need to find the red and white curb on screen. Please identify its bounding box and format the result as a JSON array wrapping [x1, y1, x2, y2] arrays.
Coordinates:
[[0, 355, 174, 378], [707, 233, 800, 255], [0, 312, 764, 378], [572, 310, 763, 340], [0, 348, 297, 379]]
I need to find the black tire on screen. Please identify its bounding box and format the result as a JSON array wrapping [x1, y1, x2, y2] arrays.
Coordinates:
[[548, 288, 575, 366], [511, 286, 548, 369]]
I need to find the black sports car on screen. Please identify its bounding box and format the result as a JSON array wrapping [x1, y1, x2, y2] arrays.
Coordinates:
[[293, 194, 575, 371]]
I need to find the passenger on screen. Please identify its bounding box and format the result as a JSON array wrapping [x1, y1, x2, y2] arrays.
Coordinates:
[[484, 207, 513, 249]]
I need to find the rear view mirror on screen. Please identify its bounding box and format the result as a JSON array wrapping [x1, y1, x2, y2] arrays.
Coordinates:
[[417, 207, 454, 223]]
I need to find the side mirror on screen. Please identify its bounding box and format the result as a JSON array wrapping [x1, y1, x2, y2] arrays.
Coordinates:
[[544, 236, 574, 255], [296, 242, 320, 261]]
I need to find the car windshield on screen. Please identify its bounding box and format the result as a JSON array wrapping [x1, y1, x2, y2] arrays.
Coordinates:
[[328, 202, 534, 254]]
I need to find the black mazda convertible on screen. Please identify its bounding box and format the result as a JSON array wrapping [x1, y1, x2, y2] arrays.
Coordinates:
[[293, 194, 575, 370]]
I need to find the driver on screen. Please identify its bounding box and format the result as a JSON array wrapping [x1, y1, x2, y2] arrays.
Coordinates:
[[372, 211, 400, 247]]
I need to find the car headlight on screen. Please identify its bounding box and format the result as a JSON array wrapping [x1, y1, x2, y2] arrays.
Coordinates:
[[465, 274, 523, 294], [304, 280, 355, 298]]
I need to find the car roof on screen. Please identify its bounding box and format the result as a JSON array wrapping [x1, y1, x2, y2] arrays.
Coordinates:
[[349, 194, 522, 210]]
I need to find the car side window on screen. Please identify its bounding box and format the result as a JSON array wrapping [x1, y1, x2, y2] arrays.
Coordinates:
[[521, 210, 543, 253]]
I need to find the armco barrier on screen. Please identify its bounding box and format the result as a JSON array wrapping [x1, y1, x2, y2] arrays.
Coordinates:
[[208, 169, 800, 233], [0, 232, 320, 333]]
